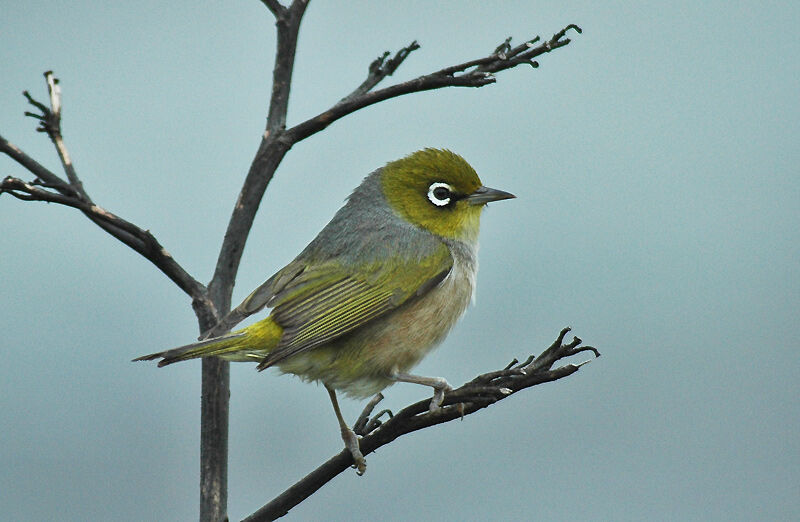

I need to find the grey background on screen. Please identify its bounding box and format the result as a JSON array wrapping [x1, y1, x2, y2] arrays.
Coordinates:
[[2, 1, 798, 521]]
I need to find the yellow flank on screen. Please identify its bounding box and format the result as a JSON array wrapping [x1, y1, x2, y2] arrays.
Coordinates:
[[228, 318, 283, 361]]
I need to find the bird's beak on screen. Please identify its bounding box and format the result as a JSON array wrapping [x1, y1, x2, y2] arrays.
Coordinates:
[[466, 185, 516, 205]]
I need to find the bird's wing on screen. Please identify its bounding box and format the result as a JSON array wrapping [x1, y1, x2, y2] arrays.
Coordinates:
[[255, 243, 454, 369]]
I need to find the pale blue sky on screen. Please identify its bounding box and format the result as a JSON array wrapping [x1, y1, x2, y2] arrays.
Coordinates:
[[2, 1, 798, 520]]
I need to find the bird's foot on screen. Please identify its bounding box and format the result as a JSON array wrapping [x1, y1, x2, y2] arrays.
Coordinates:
[[340, 425, 366, 475], [389, 371, 456, 414], [428, 378, 453, 413]]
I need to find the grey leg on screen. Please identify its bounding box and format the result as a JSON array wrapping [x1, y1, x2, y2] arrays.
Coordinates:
[[325, 384, 366, 475], [390, 372, 453, 412]]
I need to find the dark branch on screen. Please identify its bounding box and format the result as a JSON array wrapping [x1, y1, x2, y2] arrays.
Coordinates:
[[244, 328, 599, 521], [199, 3, 309, 520], [285, 26, 581, 144], [337, 40, 421, 105], [266, 0, 309, 136], [260, 0, 286, 17]]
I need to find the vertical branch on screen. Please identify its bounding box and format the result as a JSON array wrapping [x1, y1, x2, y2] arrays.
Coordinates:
[[198, 306, 226, 522], [200, 2, 308, 521], [265, 0, 308, 135], [199, 357, 229, 522]]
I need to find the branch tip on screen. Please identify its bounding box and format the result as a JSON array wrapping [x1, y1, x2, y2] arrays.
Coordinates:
[[493, 36, 513, 59]]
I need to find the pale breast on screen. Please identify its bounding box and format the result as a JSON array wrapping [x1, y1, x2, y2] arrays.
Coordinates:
[[368, 239, 477, 371]]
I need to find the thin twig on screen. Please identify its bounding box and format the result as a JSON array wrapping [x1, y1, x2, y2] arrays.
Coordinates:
[[23, 71, 90, 201], [8, 76, 213, 304], [337, 40, 421, 105], [0, 133, 77, 196], [4, 79, 209, 307], [284, 25, 582, 144]]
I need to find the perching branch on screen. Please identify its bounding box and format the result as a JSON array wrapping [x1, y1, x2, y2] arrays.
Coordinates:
[[244, 327, 600, 521]]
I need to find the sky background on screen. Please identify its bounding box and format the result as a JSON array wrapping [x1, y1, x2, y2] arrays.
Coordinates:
[[2, 1, 798, 521]]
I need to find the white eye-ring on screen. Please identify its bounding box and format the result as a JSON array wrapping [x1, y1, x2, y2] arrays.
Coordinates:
[[427, 182, 453, 207]]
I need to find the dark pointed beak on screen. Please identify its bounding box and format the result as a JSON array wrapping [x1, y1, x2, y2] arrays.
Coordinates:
[[466, 185, 516, 205]]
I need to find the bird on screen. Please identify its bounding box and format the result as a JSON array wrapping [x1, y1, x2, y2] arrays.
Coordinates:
[[135, 148, 515, 474]]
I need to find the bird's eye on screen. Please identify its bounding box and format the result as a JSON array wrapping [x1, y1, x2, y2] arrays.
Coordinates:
[[427, 182, 453, 207]]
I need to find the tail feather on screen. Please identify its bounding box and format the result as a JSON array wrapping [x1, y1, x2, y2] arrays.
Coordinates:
[[133, 332, 249, 367], [134, 317, 283, 367]]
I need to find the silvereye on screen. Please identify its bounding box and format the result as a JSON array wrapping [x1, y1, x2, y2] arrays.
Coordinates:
[[136, 148, 515, 474]]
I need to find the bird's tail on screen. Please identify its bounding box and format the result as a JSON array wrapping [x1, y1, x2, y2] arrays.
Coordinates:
[[133, 318, 282, 367]]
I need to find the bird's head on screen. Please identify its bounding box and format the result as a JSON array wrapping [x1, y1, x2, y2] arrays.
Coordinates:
[[380, 148, 515, 242]]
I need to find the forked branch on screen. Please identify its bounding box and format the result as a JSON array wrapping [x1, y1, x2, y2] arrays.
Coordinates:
[[0, 74, 210, 311]]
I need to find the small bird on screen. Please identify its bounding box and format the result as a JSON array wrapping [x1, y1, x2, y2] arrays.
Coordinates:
[[135, 148, 515, 474]]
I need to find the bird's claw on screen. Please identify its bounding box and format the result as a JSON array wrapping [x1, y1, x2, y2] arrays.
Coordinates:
[[352, 452, 367, 476], [428, 381, 454, 413], [341, 426, 366, 475]]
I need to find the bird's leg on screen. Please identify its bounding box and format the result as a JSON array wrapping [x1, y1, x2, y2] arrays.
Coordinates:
[[390, 371, 453, 412], [325, 384, 366, 475]]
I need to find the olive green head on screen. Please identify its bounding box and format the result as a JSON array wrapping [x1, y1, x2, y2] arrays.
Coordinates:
[[381, 148, 515, 242]]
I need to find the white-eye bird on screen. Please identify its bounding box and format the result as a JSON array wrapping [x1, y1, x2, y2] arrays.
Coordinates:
[[136, 148, 515, 474]]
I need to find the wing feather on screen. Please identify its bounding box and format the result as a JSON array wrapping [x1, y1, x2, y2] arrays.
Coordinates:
[[257, 245, 453, 369]]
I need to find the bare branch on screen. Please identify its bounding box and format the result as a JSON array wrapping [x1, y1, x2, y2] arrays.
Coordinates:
[[24, 71, 90, 201], [198, 4, 311, 519], [265, 0, 309, 136], [0, 133, 76, 196], [244, 328, 599, 521], [4, 74, 210, 308], [337, 41, 421, 105], [285, 25, 582, 144], [260, 0, 286, 17]]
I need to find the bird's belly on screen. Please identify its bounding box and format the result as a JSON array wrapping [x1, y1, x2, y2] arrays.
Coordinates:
[[276, 259, 475, 399]]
